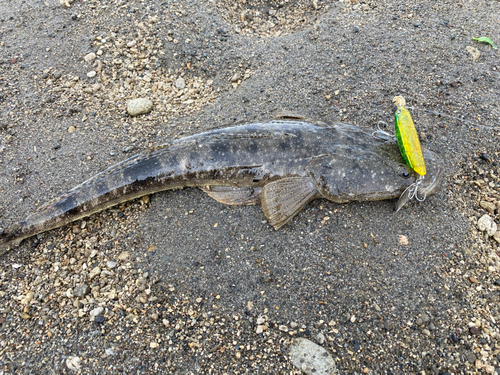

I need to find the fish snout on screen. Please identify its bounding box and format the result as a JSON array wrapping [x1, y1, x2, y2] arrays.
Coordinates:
[[420, 149, 443, 196]]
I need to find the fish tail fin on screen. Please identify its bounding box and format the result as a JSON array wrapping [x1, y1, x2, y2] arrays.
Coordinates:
[[0, 223, 25, 256]]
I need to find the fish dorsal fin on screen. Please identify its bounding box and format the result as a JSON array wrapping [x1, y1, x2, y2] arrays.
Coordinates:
[[200, 186, 261, 206], [273, 111, 307, 120], [261, 177, 320, 229]]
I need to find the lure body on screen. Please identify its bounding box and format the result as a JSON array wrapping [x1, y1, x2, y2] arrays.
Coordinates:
[[394, 107, 426, 176]]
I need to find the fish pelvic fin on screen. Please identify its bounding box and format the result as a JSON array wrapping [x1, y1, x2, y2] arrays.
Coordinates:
[[200, 186, 262, 206], [395, 188, 411, 212], [261, 177, 320, 229]]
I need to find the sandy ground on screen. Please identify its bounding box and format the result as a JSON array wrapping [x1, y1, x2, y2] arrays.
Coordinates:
[[0, 0, 500, 373]]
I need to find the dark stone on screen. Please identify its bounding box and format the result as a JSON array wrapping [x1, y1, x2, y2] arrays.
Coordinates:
[[73, 283, 90, 297], [94, 315, 105, 323], [469, 327, 479, 335], [353, 340, 360, 352], [480, 153, 491, 162], [383, 320, 394, 331]]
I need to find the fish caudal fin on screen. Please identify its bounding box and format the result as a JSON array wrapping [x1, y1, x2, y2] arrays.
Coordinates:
[[0, 223, 25, 256], [261, 177, 320, 229]]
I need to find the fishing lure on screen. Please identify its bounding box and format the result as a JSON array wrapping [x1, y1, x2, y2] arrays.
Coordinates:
[[393, 101, 428, 211], [372, 97, 429, 210], [394, 106, 426, 176]]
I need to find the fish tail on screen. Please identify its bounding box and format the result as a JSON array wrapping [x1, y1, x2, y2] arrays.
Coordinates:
[[0, 223, 29, 255]]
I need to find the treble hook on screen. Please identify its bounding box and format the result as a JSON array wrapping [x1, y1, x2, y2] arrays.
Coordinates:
[[396, 175, 427, 212]]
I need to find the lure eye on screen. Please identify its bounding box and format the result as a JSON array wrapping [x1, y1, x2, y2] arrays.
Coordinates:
[[401, 171, 410, 178], [396, 109, 401, 115]]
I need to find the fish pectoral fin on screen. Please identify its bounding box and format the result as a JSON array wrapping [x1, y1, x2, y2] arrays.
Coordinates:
[[200, 186, 262, 206], [261, 177, 320, 229], [395, 188, 411, 212], [273, 111, 307, 120]]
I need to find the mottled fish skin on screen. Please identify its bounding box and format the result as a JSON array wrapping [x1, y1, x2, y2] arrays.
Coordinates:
[[0, 119, 443, 254]]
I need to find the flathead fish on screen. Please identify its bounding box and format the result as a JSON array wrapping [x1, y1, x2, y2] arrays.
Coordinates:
[[0, 117, 443, 254]]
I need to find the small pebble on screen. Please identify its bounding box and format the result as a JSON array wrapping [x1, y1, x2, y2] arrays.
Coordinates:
[[470, 327, 479, 335], [67, 126, 76, 133], [83, 52, 96, 63], [466, 46, 480, 61], [478, 214, 497, 236], [480, 201, 496, 214], [66, 356, 81, 371], [86, 71, 96, 78], [230, 72, 241, 82], [353, 340, 360, 352], [118, 251, 130, 261], [175, 77, 186, 89], [106, 261, 117, 269], [289, 338, 337, 375], [20, 291, 34, 305], [90, 306, 104, 317], [74, 283, 90, 297], [383, 320, 394, 331], [89, 266, 101, 280], [493, 231, 500, 244], [316, 332, 325, 345], [127, 98, 153, 116], [94, 315, 105, 323]]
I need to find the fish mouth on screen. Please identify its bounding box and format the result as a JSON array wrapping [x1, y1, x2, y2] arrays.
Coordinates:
[[421, 155, 443, 197]]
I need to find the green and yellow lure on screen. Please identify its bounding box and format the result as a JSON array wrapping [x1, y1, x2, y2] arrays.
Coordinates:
[[394, 107, 426, 176]]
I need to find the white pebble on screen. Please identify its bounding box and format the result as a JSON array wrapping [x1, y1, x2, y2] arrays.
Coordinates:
[[289, 338, 337, 375], [478, 214, 497, 236], [66, 356, 81, 371], [83, 52, 96, 63], [127, 98, 154, 116], [175, 77, 186, 89], [256, 316, 266, 325], [89, 266, 101, 280], [90, 306, 104, 316], [86, 71, 96, 78]]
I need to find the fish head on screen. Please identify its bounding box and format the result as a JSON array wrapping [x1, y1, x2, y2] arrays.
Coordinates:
[[306, 141, 443, 204]]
